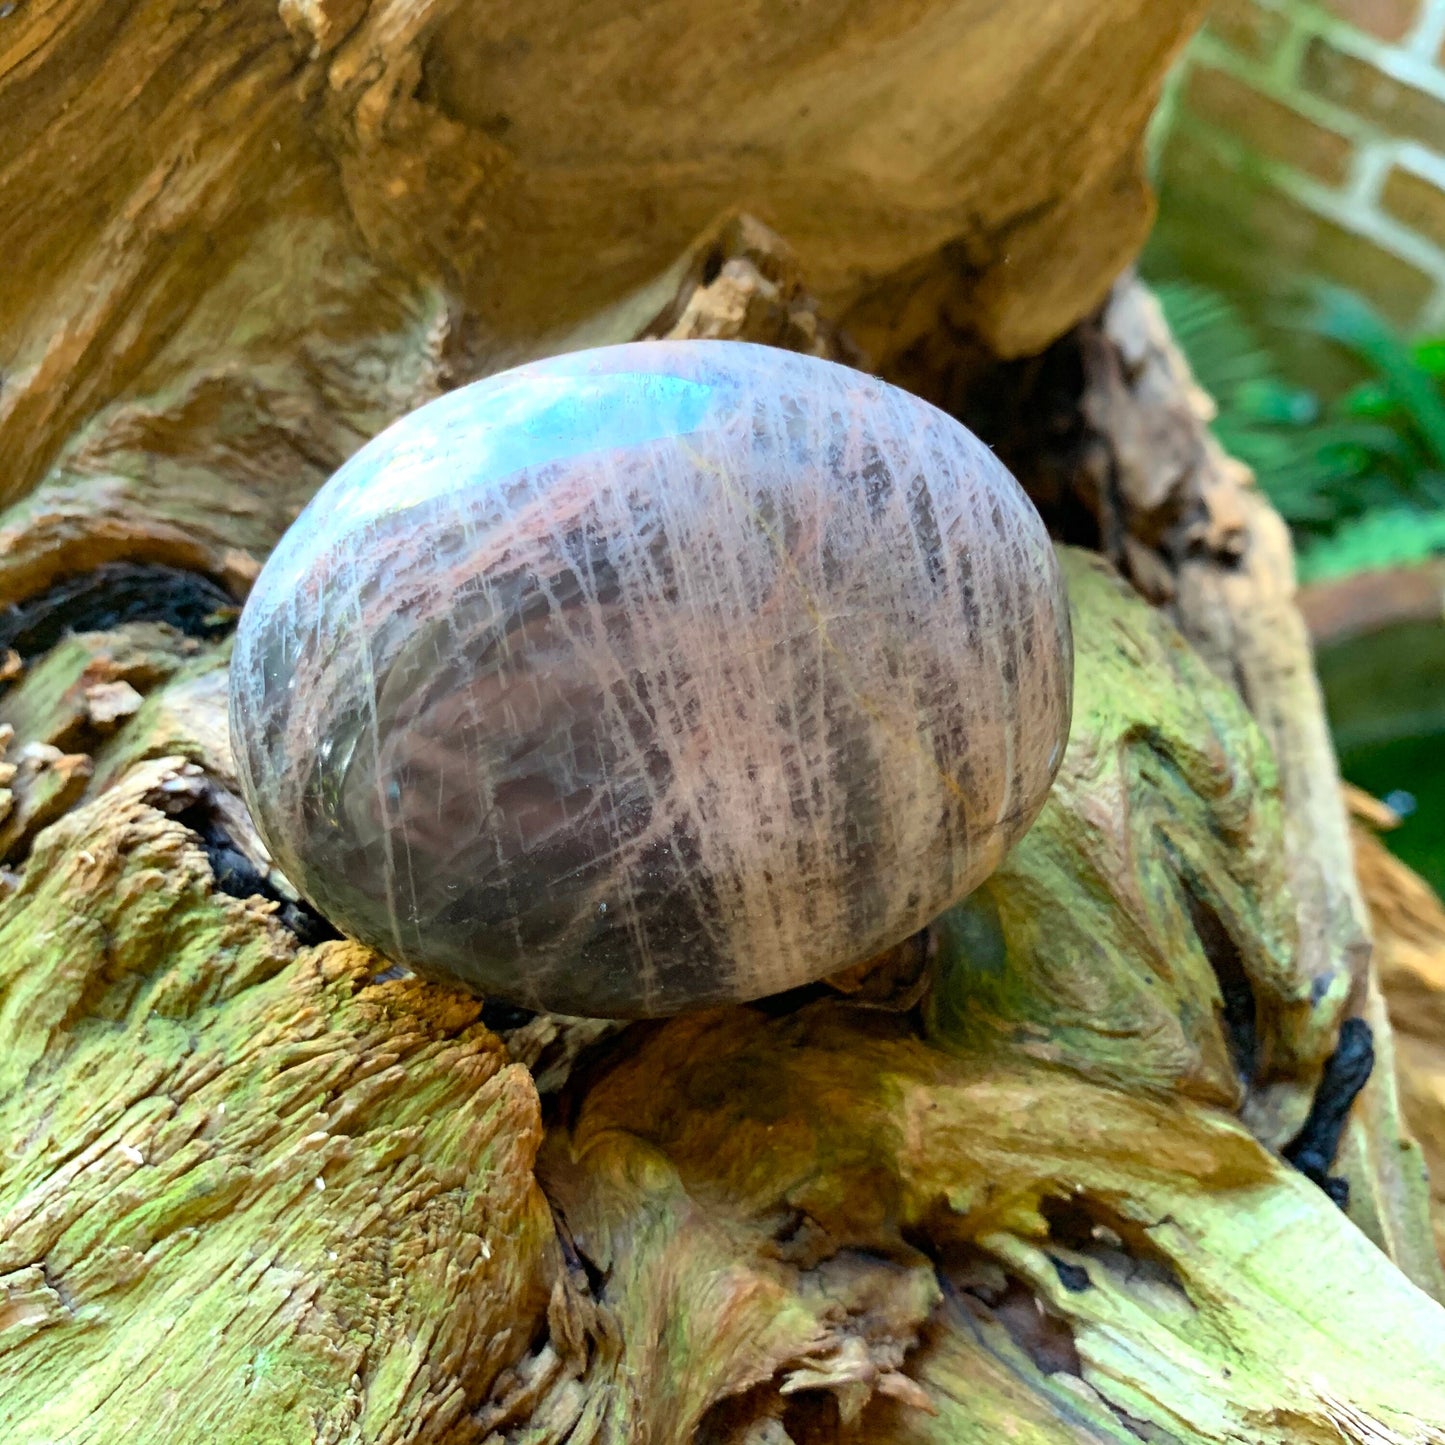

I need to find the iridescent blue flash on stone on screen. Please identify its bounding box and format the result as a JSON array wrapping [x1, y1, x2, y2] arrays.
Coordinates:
[[230, 341, 1072, 1017]]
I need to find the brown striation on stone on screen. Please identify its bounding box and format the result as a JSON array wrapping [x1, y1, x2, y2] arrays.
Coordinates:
[[230, 342, 1072, 1017]]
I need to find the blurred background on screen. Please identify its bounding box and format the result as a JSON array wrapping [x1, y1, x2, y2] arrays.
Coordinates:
[[1146, 0, 1445, 893]]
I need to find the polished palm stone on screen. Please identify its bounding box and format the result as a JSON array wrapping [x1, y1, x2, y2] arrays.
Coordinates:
[[229, 340, 1072, 1017]]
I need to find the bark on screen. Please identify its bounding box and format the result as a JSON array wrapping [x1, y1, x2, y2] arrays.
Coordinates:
[[1352, 791, 1445, 1265], [975, 282, 1439, 1288], [4, 1, 1445, 1442]]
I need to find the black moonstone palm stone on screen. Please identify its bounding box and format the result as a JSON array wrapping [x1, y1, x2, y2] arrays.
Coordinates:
[[229, 340, 1072, 1017]]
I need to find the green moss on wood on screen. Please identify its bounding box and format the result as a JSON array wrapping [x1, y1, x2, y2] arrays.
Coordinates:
[[928, 549, 1327, 1105], [0, 760, 558, 1443]]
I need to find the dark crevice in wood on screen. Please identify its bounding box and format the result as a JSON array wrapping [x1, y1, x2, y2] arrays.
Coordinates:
[[0, 562, 239, 663], [171, 798, 341, 946], [953, 328, 1108, 553], [780, 1391, 843, 1445], [1284, 1017, 1375, 1209], [481, 998, 540, 1033], [1039, 1196, 1193, 1306], [1181, 883, 1262, 1090], [694, 1382, 789, 1445]]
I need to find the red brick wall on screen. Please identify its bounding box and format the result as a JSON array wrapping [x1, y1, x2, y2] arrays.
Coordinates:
[[1152, 0, 1445, 332]]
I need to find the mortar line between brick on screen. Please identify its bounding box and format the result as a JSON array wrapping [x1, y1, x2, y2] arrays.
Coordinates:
[[1349, 141, 1396, 207], [1279, 167, 1445, 286], [1304, 16, 1445, 103], [1405, 0, 1445, 61], [1271, 10, 1313, 88], [1190, 29, 1384, 151], [1417, 283, 1445, 330], [1395, 139, 1445, 187]]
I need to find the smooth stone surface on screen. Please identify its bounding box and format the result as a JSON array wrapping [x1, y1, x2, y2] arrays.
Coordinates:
[[230, 341, 1072, 1016]]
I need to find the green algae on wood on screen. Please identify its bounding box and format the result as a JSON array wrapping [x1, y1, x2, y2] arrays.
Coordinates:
[[542, 1001, 1445, 1445], [2, 551, 1445, 1441], [928, 548, 1319, 1106], [927, 547, 1444, 1302], [0, 622, 203, 754], [0, 759, 559, 1444]]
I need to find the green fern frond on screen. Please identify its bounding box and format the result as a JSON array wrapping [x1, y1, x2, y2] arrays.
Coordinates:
[[1152, 278, 1445, 564], [1296, 506, 1445, 582]]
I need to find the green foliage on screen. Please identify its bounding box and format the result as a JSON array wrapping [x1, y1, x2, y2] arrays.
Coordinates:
[[1295, 505, 1445, 582], [1153, 280, 1445, 580]]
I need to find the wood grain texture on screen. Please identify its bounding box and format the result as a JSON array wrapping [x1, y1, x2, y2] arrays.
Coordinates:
[[0, 0, 1204, 618], [0, 760, 558, 1444], [6, 2, 1443, 1434], [972, 275, 1445, 1288], [1353, 799, 1445, 1265], [7, 572, 1445, 1442], [539, 989, 1445, 1445], [928, 550, 1304, 1108]]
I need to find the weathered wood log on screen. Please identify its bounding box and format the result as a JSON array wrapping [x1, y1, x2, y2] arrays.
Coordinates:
[[6, 546, 1445, 1442], [0, 0, 1207, 586], [1352, 791, 1445, 1264], [970, 274, 1442, 1293], [5, 0, 1445, 1440]]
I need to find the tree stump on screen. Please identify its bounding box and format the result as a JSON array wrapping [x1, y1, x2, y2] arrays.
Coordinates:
[[4, 2, 1445, 1441]]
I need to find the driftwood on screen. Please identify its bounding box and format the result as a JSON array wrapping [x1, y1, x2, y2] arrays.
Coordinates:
[[8, 533, 1445, 1443], [970, 274, 1443, 1289], [5, 1, 1445, 1441], [1352, 792, 1445, 1264]]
